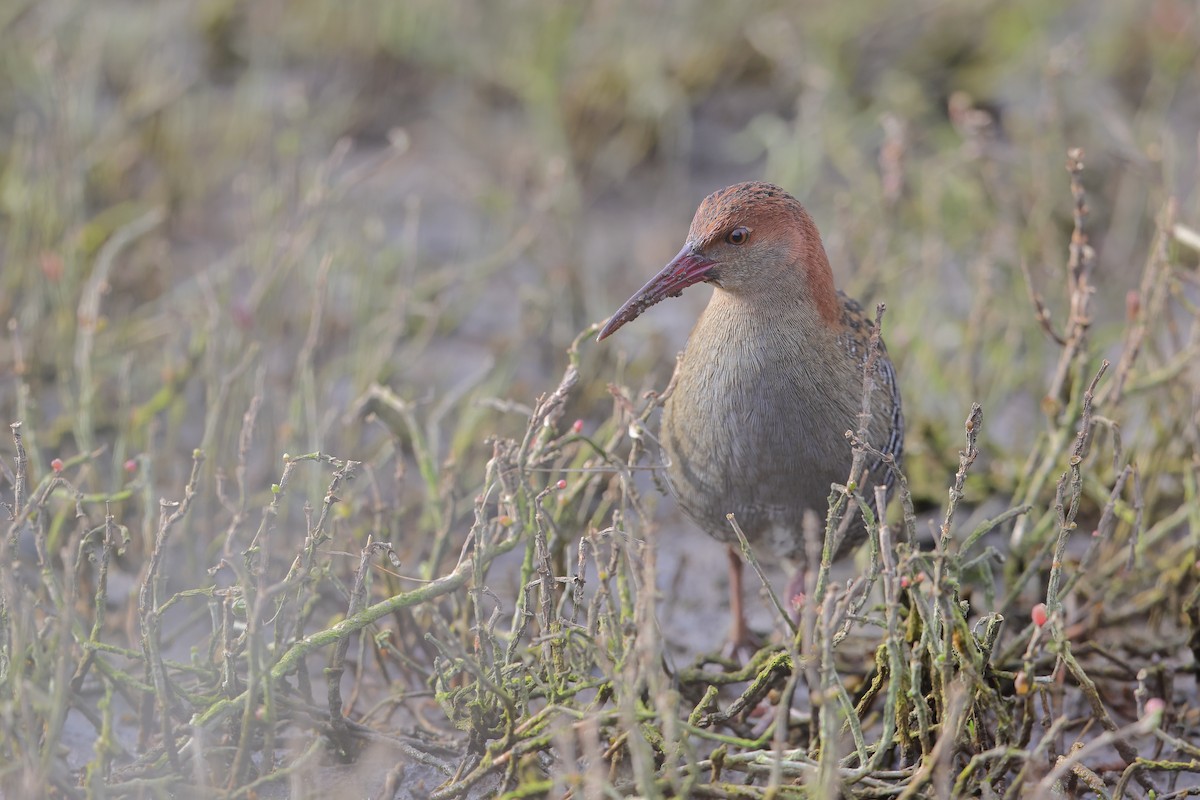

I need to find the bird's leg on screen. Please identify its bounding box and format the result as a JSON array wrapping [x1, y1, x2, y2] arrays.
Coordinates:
[[723, 545, 762, 660]]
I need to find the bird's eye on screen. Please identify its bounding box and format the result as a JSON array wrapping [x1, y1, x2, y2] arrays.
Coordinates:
[[726, 227, 750, 245]]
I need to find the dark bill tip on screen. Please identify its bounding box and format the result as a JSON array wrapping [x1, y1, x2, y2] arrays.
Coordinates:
[[596, 244, 714, 341]]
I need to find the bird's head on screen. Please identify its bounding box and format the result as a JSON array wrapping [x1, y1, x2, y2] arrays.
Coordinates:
[[597, 181, 837, 341]]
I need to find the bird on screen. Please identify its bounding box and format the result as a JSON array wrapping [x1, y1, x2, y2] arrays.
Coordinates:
[[597, 181, 904, 652]]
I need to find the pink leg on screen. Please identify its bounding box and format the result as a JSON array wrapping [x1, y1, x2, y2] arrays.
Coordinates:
[[724, 545, 760, 658]]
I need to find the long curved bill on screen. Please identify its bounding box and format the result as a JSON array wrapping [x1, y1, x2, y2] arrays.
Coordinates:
[[596, 244, 716, 341]]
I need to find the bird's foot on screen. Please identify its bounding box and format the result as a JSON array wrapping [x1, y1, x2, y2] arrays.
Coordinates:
[[720, 621, 766, 663]]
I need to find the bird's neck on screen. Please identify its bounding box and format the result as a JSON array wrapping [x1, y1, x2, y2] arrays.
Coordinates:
[[700, 284, 843, 349], [705, 250, 843, 340], [794, 247, 841, 327]]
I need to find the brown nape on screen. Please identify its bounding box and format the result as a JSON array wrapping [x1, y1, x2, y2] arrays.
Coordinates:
[[688, 181, 842, 326], [599, 181, 904, 655]]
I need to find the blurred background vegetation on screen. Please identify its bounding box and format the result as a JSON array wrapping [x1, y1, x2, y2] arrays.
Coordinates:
[[1, 0, 1197, 796], [2, 0, 1196, 496]]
